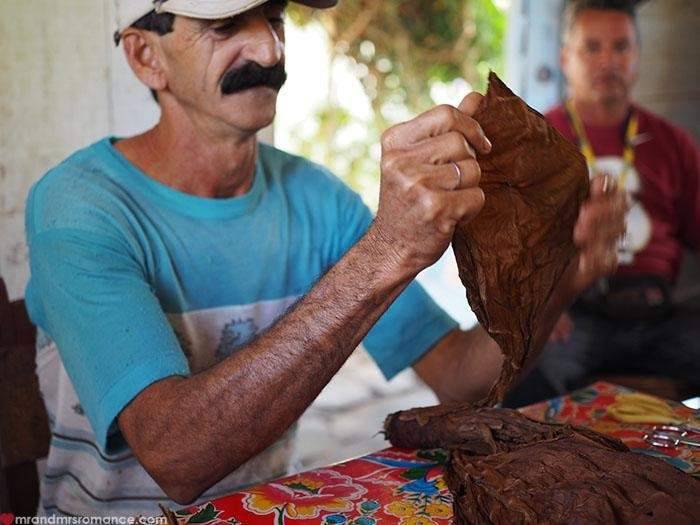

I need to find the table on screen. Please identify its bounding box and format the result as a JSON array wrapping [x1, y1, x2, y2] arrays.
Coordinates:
[[166, 382, 699, 524]]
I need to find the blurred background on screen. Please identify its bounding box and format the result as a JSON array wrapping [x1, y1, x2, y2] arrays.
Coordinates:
[[1, 0, 697, 469]]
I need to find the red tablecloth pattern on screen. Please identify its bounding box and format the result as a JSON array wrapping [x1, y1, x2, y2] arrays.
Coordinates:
[[171, 448, 452, 524], [519, 381, 699, 476], [169, 382, 698, 524]]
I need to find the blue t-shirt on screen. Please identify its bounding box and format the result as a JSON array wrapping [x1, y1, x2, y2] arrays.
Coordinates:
[[25, 138, 457, 516]]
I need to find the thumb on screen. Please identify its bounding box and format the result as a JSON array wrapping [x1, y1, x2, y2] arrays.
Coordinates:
[[458, 92, 485, 117]]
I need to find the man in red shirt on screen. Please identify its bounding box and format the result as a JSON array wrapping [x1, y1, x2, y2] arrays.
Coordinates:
[[505, 0, 700, 406]]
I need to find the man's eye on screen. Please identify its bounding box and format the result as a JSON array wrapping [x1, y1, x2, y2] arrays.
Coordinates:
[[213, 20, 238, 34], [614, 41, 630, 52]]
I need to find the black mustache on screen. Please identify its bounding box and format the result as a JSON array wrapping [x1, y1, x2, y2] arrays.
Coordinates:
[[220, 62, 287, 95]]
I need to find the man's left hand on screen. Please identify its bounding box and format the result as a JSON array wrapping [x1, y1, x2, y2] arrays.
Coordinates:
[[567, 174, 628, 294]]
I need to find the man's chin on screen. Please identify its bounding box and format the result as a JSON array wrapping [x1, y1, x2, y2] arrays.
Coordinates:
[[219, 88, 278, 130], [592, 79, 628, 98], [592, 87, 628, 107]]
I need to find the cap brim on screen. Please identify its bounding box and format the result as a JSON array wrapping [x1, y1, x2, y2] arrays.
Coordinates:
[[293, 0, 338, 7], [159, 0, 337, 21]]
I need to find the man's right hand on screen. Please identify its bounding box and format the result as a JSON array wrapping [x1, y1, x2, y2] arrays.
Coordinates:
[[372, 93, 492, 276]]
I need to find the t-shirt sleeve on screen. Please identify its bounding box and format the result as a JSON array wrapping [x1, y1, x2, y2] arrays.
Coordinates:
[[331, 180, 459, 380], [676, 128, 700, 250], [25, 176, 190, 453]]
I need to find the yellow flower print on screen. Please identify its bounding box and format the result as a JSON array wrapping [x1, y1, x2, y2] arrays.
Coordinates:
[[425, 502, 452, 519], [385, 500, 416, 517], [435, 477, 448, 492], [399, 516, 437, 525]]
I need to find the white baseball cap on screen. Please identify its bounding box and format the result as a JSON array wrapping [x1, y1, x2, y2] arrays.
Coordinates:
[[114, 0, 337, 44]]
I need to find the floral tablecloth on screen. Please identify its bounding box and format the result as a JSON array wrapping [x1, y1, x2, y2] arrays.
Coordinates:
[[518, 380, 699, 476], [168, 382, 699, 524]]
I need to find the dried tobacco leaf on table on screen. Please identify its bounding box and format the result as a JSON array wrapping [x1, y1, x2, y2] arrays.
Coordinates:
[[447, 435, 700, 525], [384, 405, 700, 525], [452, 72, 589, 405], [383, 404, 614, 454]]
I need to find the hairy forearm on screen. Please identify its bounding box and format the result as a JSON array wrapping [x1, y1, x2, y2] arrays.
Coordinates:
[[119, 225, 414, 504]]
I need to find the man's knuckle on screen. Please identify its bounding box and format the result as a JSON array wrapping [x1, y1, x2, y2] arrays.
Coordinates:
[[442, 131, 464, 154], [381, 127, 398, 149], [464, 158, 481, 184], [381, 151, 402, 174], [437, 104, 458, 125], [404, 178, 424, 198], [419, 191, 441, 216]]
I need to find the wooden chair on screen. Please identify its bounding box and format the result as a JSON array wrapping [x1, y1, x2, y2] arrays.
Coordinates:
[[0, 278, 50, 514]]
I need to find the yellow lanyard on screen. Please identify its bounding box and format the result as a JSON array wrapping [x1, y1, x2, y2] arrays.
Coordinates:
[[566, 100, 639, 189]]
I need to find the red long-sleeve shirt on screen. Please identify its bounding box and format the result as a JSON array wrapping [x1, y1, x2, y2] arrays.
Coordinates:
[[546, 104, 700, 283]]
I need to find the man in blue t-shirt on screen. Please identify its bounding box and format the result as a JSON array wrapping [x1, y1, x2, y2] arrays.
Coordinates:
[[25, 0, 626, 516]]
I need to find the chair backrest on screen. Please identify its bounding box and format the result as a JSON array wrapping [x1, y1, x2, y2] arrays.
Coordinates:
[[0, 277, 50, 467], [0, 277, 51, 513]]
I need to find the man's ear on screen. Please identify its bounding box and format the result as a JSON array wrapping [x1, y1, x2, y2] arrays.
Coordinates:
[[121, 29, 168, 94]]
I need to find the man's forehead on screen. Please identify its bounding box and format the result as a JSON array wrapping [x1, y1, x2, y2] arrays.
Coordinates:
[[574, 9, 636, 34], [570, 9, 637, 42]]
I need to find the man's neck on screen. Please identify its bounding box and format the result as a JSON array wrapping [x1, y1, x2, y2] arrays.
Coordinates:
[[115, 107, 259, 199], [569, 96, 631, 127]]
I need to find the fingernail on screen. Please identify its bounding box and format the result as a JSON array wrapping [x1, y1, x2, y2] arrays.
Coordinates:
[[602, 174, 610, 193], [484, 137, 493, 151]]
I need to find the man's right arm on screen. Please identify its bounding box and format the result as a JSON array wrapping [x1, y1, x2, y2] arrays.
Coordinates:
[[119, 224, 415, 504], [118, 97, 492, 504]]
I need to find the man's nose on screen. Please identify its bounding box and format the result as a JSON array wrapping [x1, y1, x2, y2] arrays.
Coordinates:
[[239, 16, 284, 67], [598, 46, 618, 69]]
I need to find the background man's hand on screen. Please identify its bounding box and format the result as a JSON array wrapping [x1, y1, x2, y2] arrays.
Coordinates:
[[371, 93, 492, 277], [567, 174, 628, 294]]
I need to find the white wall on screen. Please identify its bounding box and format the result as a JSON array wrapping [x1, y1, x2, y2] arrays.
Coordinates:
[[0, 1, 158, 299]]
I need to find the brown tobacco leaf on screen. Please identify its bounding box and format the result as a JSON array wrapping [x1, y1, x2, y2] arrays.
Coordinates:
[[384, 405, 700, 525], [447, 434, 700, 525], [383, 404, 625, 455], [452, 72, 589, 405]]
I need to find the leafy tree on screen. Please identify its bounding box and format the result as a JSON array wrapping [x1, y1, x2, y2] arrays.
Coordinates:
[[286, 0, 507, 205]]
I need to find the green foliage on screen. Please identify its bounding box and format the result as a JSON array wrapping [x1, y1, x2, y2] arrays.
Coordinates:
[[286, 0, 507, 204]]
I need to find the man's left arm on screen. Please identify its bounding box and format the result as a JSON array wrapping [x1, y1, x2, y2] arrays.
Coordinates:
[[414, 175, 627, 403]]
